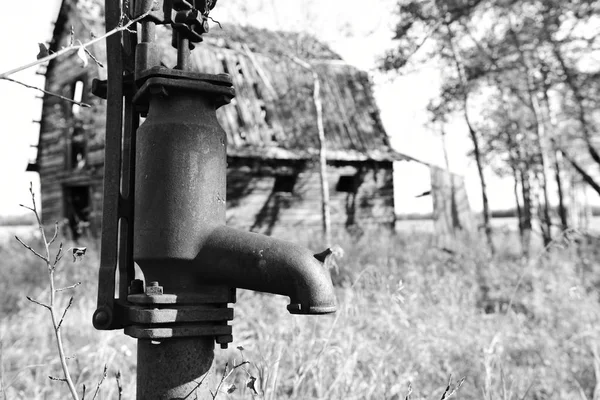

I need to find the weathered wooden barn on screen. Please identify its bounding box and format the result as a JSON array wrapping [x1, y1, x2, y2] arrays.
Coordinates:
[[31, 0, 411, 238]]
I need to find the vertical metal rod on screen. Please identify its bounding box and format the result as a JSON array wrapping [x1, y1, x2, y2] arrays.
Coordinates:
[[141, 21, 155, 43], [137, 338, 216, 399], [176, 34, 191, 70], [95, 0, 125, 328]]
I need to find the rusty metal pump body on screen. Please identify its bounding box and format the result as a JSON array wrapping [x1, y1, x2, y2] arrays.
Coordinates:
[[93, 1, 336, 398]]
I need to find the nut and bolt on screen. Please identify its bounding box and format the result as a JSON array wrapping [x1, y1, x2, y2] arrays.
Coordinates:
[[216, 335, 233, 349], [145, 281, 164, 295], [128, 279, 145, 295]]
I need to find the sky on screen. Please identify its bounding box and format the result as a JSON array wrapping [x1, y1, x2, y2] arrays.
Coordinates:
[[0, 0, 519, 217]]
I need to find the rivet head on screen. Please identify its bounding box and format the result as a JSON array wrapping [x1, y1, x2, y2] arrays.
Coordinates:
[[93, 309, 110, 327]]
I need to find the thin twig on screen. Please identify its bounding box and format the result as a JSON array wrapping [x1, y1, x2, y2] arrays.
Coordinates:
[[440, 376, 466, 400], [54, 242, 64, 266], [57, 297, 74, 331], [404, 382, 413, 400], [15, 236, 47, 262], [17, 182, 81, 400], [115, 371, 123, 400], [0, 9, 153, 79], [207, 16, 222, 29], [49, 222, 59, 245], [211, 360, 250, 399], [26, 296, 50, 310], [56, 282, 82, 292], [79, 41, 105, 68], [0, 77, 92, 107], [91, 365, 108, 400], [18, 204, 34, 212], [49, 376, 68, 382], [182, 372, 211, 399]]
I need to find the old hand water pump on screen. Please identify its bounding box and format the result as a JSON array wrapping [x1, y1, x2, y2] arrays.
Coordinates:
[[91, 0, 337, 398]]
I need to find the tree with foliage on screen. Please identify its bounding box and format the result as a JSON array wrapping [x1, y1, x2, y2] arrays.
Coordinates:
[[382, 0, 600, 253]]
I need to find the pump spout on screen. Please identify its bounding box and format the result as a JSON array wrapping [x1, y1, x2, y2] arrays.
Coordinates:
[[196, 226, 337, 314]]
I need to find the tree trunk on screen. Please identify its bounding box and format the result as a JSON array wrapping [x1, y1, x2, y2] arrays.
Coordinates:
[[520, 163, 533, 257], [553, 149, 569, 232], [289, 55, 332, 246], [312, 72, 332, 247], [539, 81, 569, 232], [541, 16, 600, 171], [560, 149, 600, 197], [509, 27, 552, 245], [511, 165, 524, 242], [444, 21, 494, 253]]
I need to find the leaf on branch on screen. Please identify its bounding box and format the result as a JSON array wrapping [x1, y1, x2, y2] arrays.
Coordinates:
[[72, 247, 87, 262], [77, 47, 89, 67], [246, 376, 258, 395], [226, 384, 237, 394], [37, 43, 49, 60]]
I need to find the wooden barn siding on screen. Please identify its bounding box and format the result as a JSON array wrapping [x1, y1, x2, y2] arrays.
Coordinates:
[[38, 9, 397, 236], [225, 160, 395, 235], [38, 39, 105, 230]]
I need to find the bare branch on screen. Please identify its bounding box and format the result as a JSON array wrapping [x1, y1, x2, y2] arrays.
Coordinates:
[[49, 222, 59, 245], [115, 371, 123, 400], [56, 282, 82, 292], [56, 297, 74, 331], [26, 296, 51, 310], [0, 77, 92, 107], [91, 365, 108, 400], [54, 242, 64, 266], [15, 236, 47, 262], [0, 9, 153, 79], [83, 47, 104, 68], [18, 203, 34, 212]]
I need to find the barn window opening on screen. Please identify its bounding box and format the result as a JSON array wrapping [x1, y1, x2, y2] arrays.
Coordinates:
[[64, 185, 91, 240], [70, 121, 86, 169], [336, 175, 358, 193], [252, 82, 262, 99], [220, 58, 229, 74], [260, 104, 272, 126], [273, 174, 297, 194], [71, 80, 84, 115]]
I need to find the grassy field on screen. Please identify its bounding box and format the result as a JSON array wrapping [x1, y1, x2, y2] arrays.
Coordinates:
[[1, 226, 600, 399]]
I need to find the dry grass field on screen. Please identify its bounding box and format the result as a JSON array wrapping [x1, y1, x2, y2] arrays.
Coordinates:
[[1, 225, 600, 399]]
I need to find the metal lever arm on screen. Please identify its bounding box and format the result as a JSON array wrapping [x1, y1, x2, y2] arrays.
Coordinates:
[[93, 0, 129, 330]]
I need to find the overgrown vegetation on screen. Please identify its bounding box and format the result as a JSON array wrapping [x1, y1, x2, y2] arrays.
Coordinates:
[[1, 227, 598, 399]]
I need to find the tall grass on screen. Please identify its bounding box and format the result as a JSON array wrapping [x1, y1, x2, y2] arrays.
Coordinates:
[[1, 228, 599, 399]]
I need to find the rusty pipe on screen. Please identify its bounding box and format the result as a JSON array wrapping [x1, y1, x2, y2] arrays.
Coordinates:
[[197, 226, 336, 314], [133, 76, 336, 313]]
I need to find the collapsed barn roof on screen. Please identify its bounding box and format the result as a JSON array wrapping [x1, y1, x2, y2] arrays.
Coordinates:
[[182, 24, 407, 162], [42, 0, 410, 163]]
